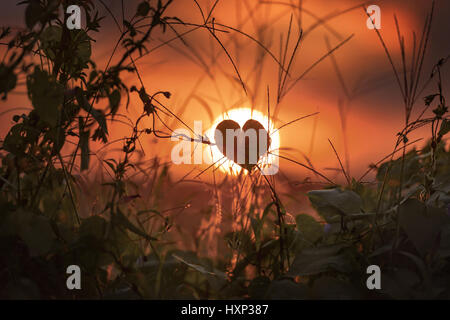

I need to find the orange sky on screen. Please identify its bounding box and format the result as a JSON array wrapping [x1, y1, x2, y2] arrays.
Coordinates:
[[1, 0, 449, 186]]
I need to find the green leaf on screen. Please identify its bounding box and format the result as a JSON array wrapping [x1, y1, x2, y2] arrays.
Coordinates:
[[398, 199, 448, 256], [439, 119, 450, 137], [40, 26, 92, 75], [39, 25, 61, 61], [307, 188, 362, 222], [3, 210, 56, 257], [296, 214, 323, 243], [70, 30, 92, 66], [288, 244, 354, 276], [27, 68, 63, 126], [80, 216, 107, 240], [77, 216, 115, 270], [376, 149, 421, 185]]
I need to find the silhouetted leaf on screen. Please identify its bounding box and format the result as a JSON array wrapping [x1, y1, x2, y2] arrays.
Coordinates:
[[439, 119, 450, 137], [4, 210, 56, 257], [3, 124, 26, 155], [25, 0, 43, 29], [288, 244, 354, 276], [398, 199, 448, 256], [296, 214, 323, 243], [27, 68, 63, 126], [424, 94, 438, 106], [80, 129, 90, 171], [39, 26, 61, 61], [172, 253, 216, 276], [266, 279, 309, 299], [137, 1, 151, 16], [75, 87, 108, 135], [0, 64, 16, 99], [115, 208, 157, 241], [376, 149, 421, 186], [307, 188, 362, 222], [109, 89, 121, 114], [381, 268, 421, 299], [40, 26, 92, 75], [311, 276, 362, 299], [248, 276, 271, 299], [80, 216, 107, 240]]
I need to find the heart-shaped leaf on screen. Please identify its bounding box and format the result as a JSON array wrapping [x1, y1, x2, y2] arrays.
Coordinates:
[[214, 119, 271, 171]]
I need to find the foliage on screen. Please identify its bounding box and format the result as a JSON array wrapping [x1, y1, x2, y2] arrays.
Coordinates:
[[0, 0, 449, 300]]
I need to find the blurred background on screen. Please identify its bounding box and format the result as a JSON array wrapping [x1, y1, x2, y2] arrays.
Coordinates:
[[1, 0, 449, 248]]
